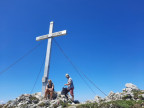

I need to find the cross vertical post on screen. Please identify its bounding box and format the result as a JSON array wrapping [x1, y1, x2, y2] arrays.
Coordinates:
[[42, 21, 53, 95], [36, 21, 67, 96]]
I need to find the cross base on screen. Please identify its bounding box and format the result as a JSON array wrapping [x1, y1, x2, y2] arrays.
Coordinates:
[[42, 77, 48, 96]]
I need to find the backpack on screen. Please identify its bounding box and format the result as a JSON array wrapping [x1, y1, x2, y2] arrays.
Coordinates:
[[61, 87, 69, 100]]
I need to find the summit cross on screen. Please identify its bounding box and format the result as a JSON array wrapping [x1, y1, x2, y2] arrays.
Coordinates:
[[36, 21, 67, 95]]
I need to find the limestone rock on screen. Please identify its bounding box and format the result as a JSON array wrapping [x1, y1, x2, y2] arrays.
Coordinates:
[[141, 94, 144, 98], [94, 96, 103, 103], [3, 91, 78, 108], [125, 83, 139, 91]]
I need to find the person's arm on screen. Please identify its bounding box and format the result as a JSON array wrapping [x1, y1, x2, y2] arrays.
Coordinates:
[[64, 82, 71, 86], [52, 84, 54, 90], [64, 79, 72, 86]]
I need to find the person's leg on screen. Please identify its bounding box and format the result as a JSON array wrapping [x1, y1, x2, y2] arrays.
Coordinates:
[[44, 89, 48, 99], [47, 90, 50, 99], [70, 88, 74, 101], [50, 90, 53, 100]]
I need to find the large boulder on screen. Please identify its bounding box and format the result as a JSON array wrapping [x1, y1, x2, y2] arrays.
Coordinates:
[[125, 83, 139, 91]]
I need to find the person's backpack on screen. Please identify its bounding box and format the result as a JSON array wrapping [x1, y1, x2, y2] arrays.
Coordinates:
[[61, 87, 69, 100]]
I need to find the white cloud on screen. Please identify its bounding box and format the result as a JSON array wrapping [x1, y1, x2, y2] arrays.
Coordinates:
[[0, 100, 5, 104]]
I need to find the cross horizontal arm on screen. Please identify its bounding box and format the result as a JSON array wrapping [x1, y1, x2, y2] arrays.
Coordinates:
[[36, 34, 48, 41], [36, 30, 67, 41]]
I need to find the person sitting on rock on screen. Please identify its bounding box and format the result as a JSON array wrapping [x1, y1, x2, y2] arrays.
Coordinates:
[[64, 74, 74, 101], [44, 79, 54, 100]]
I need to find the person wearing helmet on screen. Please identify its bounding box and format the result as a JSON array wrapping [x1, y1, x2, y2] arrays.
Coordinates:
[[44, 79, 54, 100], [64, 74, 74, 101]]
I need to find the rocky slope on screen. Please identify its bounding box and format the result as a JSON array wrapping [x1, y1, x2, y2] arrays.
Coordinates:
[[0, 91, 79, 108], [78, 83, 144, 108], [1, 83, 144, 108], [86, 83, 144, 103]]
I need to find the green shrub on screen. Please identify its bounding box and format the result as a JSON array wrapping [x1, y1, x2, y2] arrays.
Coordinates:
[[117, 100, 134, 108], [53, 104, 59, 108], [122, 95, 132, 100], [77, 100, 144, 108], [38, 102, 45, 107], [59, 100, 69, 108], [133, 90, 144, 99], [20, 104, 27, 108], [38, 102, 50, 107], [29, 96, 38, 101], [77, 103, 98, 108], [138, 95, 144, 100]]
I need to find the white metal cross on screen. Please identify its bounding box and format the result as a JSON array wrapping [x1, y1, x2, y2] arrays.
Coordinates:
[[36, 21, 67, 95]]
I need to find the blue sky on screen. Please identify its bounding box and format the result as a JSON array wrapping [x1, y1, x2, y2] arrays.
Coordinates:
[[0, 0, 144, 103]]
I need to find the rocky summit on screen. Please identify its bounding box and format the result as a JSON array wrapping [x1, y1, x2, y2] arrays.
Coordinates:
[[1, 83, 144, 108], [1, 92, 79, 108]]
